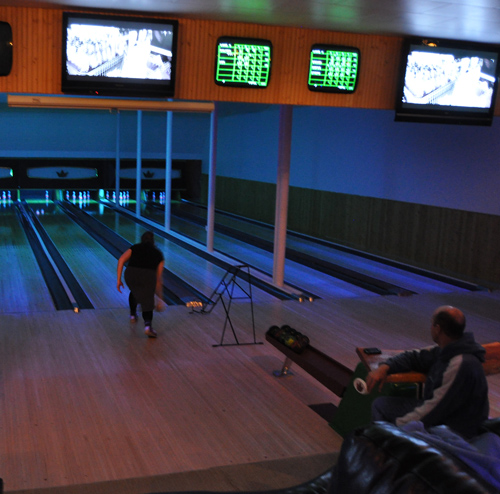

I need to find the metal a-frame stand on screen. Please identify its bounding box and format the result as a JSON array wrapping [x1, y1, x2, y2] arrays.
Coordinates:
[[192, 264, 262, 347]]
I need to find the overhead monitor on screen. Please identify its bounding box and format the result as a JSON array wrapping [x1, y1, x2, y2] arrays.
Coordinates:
[[215, 36, 272, 88], [308, 44, 360, 93], [62, 12, 179, 98], [395, 37, 500, 125]]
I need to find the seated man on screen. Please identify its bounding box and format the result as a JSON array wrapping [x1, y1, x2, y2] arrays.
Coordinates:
[[366, 305, 489, 438]]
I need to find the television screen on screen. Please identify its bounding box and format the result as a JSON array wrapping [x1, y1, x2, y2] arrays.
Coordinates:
[[308, 44, 360, 93], [395, 38, 500, 125], [215, 37, 272, 88], [62, 12, 178, 98]]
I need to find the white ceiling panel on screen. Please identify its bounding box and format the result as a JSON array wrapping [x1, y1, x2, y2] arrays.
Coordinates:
[[0, 0, 499, 43]]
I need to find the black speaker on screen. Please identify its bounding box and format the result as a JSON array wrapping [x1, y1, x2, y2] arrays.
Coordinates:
[[0, 21, 12, 76]]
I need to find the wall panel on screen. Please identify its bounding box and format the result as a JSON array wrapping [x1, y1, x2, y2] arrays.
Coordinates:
[[0, 7, 59, 94], [153, 20, 402, 109], [206, 175, 500, 286], [0, 6, 499, 113], [0, 6, 397, 110]]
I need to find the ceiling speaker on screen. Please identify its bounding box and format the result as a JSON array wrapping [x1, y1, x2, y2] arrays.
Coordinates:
[[0, 21, 12, 76]]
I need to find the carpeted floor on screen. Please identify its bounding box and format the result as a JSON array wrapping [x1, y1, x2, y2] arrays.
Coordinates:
[[6, 453, 338, 494]]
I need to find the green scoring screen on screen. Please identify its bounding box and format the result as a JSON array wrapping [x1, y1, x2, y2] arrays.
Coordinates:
[[215, 37, 272, 88], [308, 44, 360, 93]]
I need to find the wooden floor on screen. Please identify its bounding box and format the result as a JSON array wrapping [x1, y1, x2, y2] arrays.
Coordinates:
[[1, 289, 500, 493]]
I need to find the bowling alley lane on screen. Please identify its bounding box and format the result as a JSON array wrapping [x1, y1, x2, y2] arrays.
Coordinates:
[[0, 202, 55, 313], [115, 196, 362, 299], [169, 201, 473, 296], [26, 200, 127, 309], [78, 200, 279, 304], [142, 201, 376, 299]]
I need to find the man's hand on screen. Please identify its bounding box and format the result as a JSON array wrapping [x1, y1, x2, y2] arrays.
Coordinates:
[[366, 363, 390, 393]]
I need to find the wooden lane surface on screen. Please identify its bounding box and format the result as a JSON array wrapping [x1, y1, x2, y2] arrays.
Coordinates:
[[211, 232, 374, 299], [93, 204, 278, 304], [0, 302, 341, 492], [35, 203, 126, 310], [143, 204, 372, 300], [174, 203, 468, 296], [0, 207, 55, 313], [0, 274, 499, 492], [161, 208, 373, 300]]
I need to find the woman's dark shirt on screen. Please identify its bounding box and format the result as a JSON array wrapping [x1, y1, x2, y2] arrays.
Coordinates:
[[127, 243, 164, 270]]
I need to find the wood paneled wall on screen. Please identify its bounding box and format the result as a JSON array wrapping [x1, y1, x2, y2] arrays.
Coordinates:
[[0, 6, 499, 113], [176, 21, 400, 109], [0, 7, 60, 94], [206, 175, 500, 287]]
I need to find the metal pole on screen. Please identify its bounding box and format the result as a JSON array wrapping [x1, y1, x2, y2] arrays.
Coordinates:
[[165, 110, 173, 230], [273, 105, 293, 287], [207, 102, 218, 252], [115, 111, 120, 203], [135, 110, 142, 217]]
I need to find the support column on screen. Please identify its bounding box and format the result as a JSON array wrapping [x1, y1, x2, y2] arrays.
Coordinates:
[[165, 110, 173, 230], [207, 103, 218, 252], [115, 111, 121, 203], [135, 110, 142, 217], [273, 105, 293, 287]]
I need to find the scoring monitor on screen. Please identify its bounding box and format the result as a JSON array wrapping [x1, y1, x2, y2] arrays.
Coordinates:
[[215, 36, 272, 88], [308, 44, 360, 93]]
